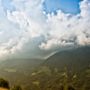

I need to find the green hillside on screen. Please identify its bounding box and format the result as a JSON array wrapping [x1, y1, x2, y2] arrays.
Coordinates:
[[0, 46, 90, 90]]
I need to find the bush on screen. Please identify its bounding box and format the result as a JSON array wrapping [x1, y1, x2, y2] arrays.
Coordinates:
[[11, 85, 22, 90], [0, 78, 10, 89]]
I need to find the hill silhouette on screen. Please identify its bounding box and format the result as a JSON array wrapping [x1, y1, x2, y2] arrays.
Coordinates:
[[43, 46, 90, 72]]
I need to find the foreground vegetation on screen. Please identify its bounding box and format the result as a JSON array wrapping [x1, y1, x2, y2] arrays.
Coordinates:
[[0, 78, 22, 90], [0, 66, 90, 90], [26, 66, 90, 90]]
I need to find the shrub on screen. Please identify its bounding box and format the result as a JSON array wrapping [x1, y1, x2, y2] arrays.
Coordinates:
[[11, 85, 22, 90], [0, 78, 10, 89]]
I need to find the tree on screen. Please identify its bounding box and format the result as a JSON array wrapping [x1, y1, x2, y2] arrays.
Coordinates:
[[0, 78, 10, 89]]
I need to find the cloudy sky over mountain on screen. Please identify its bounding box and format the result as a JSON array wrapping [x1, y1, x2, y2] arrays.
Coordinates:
[[0, 0, 90, 59]]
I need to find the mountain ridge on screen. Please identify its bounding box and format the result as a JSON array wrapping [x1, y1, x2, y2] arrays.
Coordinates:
[[43, 46, 90, 72]]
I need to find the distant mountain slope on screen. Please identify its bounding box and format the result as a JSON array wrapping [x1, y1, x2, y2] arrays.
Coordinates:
[[43, 46, 90, 71], [0, 58, 43, 72], [0, 58, 43, 89]]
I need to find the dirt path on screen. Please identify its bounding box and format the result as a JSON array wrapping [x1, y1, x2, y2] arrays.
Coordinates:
[[0, 88, 8, 90]]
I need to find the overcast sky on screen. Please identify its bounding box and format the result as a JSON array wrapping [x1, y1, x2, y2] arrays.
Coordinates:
[[0, 0, 90, 60]]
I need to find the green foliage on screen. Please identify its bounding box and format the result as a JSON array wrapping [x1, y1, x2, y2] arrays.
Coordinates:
[[26, 66, 90, 90], [11, 85, 22, 90], [0, 78, 22, 90], [0, 66, 90, 90], [0, 78, 10, 89]]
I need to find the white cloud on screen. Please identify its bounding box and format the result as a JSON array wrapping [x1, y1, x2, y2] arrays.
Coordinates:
[[0, 0, 47, 59], [39, 0, 90, 50], [0, 0, 90, 59]]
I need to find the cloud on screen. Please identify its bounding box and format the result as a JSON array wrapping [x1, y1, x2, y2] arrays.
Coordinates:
[[0, 0, 90, 59], [0, 0, 47, 59], [39, 0, 90, 50]]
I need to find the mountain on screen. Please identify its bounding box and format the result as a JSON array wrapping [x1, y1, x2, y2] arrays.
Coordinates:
[[0, 58, 43, 88], [43, 46, 90, 72], [0, 58, 43, 72], [0, 46, 90, 90]]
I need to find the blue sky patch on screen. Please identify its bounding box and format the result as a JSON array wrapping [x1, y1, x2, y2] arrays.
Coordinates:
[[2, 0, 15, 12], [43, 0, 82, 14]]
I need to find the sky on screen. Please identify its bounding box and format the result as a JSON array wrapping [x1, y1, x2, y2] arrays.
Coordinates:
[[0, 0, 90, 60], [43, 0, 81, 14]]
